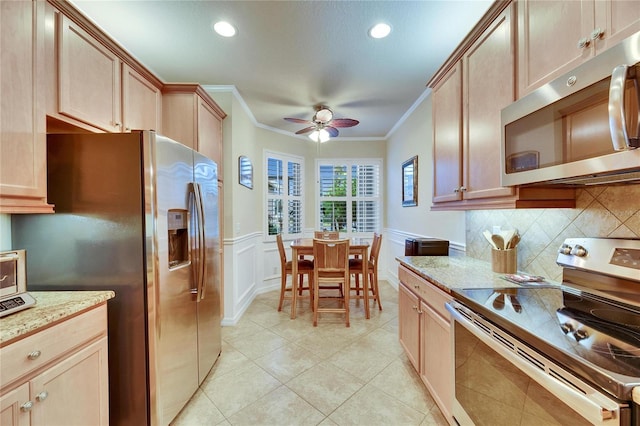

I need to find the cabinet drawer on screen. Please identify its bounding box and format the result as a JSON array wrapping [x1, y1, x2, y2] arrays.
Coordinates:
[[0, 304, 107, 387], [399, 265, 452, 320]]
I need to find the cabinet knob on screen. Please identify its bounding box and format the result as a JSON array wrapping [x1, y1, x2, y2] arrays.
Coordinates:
[[459, 186, 467, 192], [36, 391, 48, 402], [590, 27, 604, 40], [27, 350, 41, 360], [577, 37, 590, 49], [20, 401, 34, 412], [453, 187, 460, 193]]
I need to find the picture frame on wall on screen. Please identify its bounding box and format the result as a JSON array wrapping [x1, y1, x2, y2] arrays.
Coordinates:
[[402, 155, 418, 207], [239, 155, 253, 189]]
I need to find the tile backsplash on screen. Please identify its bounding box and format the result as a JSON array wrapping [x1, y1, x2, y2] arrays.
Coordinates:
[[465, 184, 640, 281]]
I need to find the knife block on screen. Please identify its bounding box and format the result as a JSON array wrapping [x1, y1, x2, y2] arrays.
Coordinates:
[[491, 248, 517, 273]]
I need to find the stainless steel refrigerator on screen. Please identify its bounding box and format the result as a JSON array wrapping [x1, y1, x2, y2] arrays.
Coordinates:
[[12, 130, 221, 426]]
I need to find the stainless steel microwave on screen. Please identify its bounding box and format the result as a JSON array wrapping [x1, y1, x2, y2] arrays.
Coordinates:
[[501, 31, 640, 186]]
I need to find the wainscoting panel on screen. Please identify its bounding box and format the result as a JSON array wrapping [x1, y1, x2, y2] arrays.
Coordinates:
[[222, 232, 261, 325]]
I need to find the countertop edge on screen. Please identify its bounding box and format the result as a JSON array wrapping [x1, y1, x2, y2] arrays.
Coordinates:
[[396, 254, 560, 293], [0, 290, 115, 346]]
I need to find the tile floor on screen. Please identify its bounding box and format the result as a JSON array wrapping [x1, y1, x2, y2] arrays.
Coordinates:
[[170, 281, 448, 426]]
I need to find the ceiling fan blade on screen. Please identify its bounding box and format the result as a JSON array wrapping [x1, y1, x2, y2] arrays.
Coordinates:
[[284, 117, 312, 124], [330, 118, 359, 128], [325, 126, 339, 137], [295, 126, 316, 135]]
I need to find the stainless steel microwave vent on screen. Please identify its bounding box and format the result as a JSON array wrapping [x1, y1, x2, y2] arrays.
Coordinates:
[[546, 170, 640, 186]]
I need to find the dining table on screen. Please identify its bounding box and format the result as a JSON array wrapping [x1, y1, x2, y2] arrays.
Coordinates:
[[290, 237, 370, 321]]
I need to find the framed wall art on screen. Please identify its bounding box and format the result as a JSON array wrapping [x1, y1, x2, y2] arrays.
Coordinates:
[[238, 155, 253, 189], [402, 155, 418, 207]]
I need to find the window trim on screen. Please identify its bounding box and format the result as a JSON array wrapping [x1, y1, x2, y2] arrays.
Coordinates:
[[264, 150, 305, 241], [315, 157, 383, 237]]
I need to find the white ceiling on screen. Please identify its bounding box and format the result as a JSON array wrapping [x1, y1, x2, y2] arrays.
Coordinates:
[[69, 0, 492, 141]]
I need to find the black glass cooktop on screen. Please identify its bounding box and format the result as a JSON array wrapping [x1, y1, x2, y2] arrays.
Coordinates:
[[453, 285, 640, 400]]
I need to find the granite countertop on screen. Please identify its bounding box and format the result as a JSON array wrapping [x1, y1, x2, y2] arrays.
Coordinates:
[[0, 291, 115, 346], [396, 251, 560, 294]]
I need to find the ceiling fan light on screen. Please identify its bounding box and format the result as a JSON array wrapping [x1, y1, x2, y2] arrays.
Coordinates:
[[318, 128, 331, 143], [213, 21, 236, 37], [369, 23, 391, 39], [308, 128, 331, 143]]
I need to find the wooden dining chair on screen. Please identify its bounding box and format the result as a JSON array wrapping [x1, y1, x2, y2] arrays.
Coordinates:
[[314, 231, 339, 239], [349, 233, 383, 311], [276, 234, 314, 314], [312, 238, 350, 327]]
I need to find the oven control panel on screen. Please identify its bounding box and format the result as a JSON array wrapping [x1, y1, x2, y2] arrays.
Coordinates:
[[556, 238, 640, 281], [610, 248, 640, 270]]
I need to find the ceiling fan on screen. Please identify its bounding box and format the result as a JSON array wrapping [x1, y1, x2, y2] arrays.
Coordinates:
[[284, 106, 359, 142]]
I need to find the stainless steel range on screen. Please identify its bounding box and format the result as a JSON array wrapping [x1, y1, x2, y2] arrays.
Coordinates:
[[447, 238, 640, 426]]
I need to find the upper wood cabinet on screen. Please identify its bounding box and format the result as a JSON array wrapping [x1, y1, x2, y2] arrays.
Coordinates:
[[432, 62, 463, 204], [57, 13, 121, 132], [122, 63, 162, 133], [433, 5, 515, 207], [45, 2, 164, 134], [518, 0, 640, 96], [0, 0, 53, 214], [462, 6, 516, 202], [162, 85, 226, 176], [430, 1, 576, 210]]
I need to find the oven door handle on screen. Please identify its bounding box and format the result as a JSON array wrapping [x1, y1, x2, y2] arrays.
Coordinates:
[[447, 302, 622, 426]]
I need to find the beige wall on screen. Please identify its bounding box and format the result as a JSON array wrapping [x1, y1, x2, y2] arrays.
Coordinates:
[[385, 94, 466, 246]]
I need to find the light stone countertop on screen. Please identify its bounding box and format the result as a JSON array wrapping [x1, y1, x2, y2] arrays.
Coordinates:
[[396, 250, 560, 294], [0, 291, 115, 346]]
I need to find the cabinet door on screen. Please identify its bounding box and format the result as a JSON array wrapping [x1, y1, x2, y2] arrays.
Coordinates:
[[432, 62, 463, 203], [197, 97, 223, 169], [517, 0, 593, 96], [463, 4, 515, 200], [593, 0, 640, 53], [122, 63, 162, 133], [0, 0, 51, 214], [29, 338, 109, 426], [0, 383, 31, 426], [398, 284, 421, 371], [58, 14, 121, 132], [421, 300, 453, 422]]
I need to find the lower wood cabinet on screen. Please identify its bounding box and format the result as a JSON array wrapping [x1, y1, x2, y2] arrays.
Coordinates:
[[398, 265, 453, 423], [0, 304, 109, 426]]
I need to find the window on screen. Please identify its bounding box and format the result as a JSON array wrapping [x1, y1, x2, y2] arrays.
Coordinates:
[[265, 151, 304, 239], [317, 159, 381, 236]]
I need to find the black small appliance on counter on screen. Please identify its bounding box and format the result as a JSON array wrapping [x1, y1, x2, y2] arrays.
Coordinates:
[[404, 238, 449, 256]]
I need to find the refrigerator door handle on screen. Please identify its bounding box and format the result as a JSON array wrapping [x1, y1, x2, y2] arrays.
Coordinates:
[[192, 182, 207, 301], [189, 183, 201, 298]]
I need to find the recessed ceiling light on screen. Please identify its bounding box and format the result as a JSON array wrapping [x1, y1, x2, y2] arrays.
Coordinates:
[[213, 21, 236, 37], [369, 23, 391, 39]]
